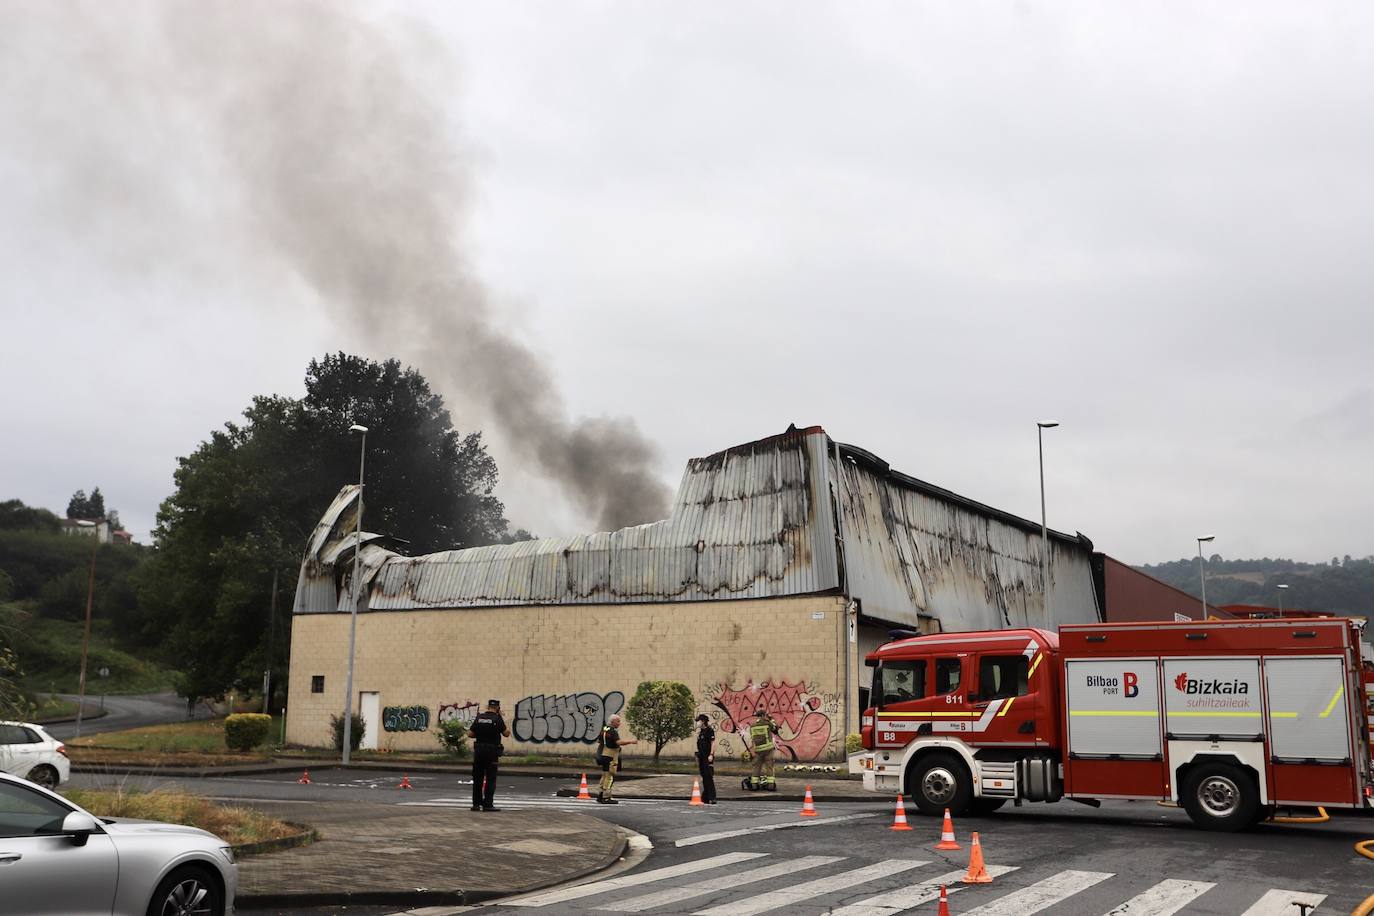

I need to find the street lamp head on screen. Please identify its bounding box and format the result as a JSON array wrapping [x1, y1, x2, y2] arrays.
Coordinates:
[[1277, 583, 1290, 589], [1037, 422, 1059, 429], [349, 424, 369, 434], [1197, 536, 1216, 543]]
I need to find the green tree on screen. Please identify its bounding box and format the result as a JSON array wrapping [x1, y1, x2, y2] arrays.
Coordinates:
[[66, 488, 106, 520], [625, 680, 696, 762], [0, 499, 62, 533], [142, 353, 514, 703]]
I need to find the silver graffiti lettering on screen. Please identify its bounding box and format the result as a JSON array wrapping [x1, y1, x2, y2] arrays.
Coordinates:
[[513, 690, 625, 744]]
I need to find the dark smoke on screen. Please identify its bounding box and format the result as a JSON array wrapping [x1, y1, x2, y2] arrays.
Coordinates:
[[0, 2, 669, 531]]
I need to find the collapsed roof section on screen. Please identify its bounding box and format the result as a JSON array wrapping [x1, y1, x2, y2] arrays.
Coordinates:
[[294, 426, 1101, 631]]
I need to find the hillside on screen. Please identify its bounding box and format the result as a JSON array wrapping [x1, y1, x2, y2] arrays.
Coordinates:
[[1136, 555, 1374, 619]]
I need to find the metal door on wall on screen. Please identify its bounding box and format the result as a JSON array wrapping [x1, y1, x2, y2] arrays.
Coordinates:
[[359, 691, 380, 750]]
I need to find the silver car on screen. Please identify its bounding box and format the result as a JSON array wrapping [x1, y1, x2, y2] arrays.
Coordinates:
[[0, 772, 236, 915]]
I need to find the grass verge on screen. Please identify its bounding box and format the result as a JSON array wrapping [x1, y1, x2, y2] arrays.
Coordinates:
[[64, 787, 305, 849], [70, 717, 282, 754]]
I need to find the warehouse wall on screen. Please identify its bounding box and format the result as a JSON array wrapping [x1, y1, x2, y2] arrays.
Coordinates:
[[286, 594, 851, 761]]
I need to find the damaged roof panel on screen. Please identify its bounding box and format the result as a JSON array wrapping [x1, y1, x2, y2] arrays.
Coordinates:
[[297, 428, 838, 612], [294, 427, 1099, 631]]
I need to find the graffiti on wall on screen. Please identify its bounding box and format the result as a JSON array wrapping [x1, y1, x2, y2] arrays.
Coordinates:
[[382, 705, 430, 732], [513, 691, 625, 744], [705, 678, 840, 761], [437, 700, 480, 728]]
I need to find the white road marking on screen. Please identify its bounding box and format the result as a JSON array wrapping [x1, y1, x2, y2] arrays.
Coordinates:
[[502, 852, 766, 907], [693, 859, 926, 916], [827, 866, 1019, 916], [1239, 889, 1327, 915], [674, 813, 880, 846], [1104, 879, 1217, 915], [962, 870, 1114, 915], [597, 855, 848, 912]]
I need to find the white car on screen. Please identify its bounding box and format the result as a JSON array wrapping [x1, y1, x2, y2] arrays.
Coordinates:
[[0, 721, 70, 789], [0, 771, 237, 915]]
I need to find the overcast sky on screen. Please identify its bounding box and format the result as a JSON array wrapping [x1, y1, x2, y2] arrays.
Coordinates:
[[1, 1, 1371, 565]]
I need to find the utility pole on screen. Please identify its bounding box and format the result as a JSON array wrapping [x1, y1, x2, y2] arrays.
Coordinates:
[[74, 535, 98, 738], [264, 568, 278, 714]]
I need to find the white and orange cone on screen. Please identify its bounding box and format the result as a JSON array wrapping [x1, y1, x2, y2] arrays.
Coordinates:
[[937, 885, 952, 916], [962, 831, 992, 884], [689, 779, 705, 806], [397, 774, 413, 790], [577, 773, 592, 800], [297, 770, 312, 785], [800, 785, 818, 817], [889, 794, 913, 831], [934, 807, 960, 850]]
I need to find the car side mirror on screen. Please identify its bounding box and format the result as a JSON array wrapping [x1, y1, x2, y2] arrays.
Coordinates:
[[61, 811, 99, 847]]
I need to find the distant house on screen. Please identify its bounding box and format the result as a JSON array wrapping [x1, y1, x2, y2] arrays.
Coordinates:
[[60, 517, 113, 544], [112, 529, 133, 546]]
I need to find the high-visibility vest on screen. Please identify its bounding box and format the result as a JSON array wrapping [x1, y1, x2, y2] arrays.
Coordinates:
[[749, 719, 776, 753]]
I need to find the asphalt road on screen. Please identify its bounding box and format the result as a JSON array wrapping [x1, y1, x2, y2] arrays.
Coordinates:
[[69, 767, 1374, 915], [44, 690, 186, 740]]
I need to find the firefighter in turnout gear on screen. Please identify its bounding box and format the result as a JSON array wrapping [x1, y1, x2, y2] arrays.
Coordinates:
[[747, 708, 781, 790]]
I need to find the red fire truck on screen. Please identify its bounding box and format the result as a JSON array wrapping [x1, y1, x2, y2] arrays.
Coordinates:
[[849, 617, 1373, 831]]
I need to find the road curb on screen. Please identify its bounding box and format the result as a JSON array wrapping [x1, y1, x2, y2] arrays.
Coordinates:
[[234, 826, 629, 908], [231, 823, 318, 858]]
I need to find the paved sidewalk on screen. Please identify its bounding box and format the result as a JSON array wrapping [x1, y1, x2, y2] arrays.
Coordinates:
[[559, 773, 872, 802], [235, 800, 626, 907]]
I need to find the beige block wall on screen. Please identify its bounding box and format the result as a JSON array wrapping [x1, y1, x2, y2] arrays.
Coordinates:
[[286, 595, 852, 761]]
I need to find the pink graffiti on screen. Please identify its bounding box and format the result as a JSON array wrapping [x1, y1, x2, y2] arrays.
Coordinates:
[[711, 679, 834, 761]]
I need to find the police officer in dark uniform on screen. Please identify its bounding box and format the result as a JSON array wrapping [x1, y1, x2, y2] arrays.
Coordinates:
[[467, 699, 510, 811]]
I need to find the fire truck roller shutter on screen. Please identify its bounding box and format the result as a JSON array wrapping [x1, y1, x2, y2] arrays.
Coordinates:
[[1265, 657, 1352, 763], [1162, 658, 1263, 740], [1065, 658, 1162, 759]]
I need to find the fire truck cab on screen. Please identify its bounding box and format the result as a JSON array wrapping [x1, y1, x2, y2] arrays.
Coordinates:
[[851, 618, 1372, 831]]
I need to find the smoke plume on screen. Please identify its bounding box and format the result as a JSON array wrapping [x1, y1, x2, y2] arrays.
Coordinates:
[[0, 2, 669, 531]]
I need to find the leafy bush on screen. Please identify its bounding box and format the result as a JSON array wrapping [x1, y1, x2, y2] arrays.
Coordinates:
[[624, 680, 695, 762], [330, 712, 365, 752], [224, 713, 272, 751], [845, 733, 863, 755], [435, 720, 469, 758]]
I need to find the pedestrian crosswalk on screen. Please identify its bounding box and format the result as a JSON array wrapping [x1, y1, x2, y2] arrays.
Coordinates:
[[497, 853, 1329, 914]]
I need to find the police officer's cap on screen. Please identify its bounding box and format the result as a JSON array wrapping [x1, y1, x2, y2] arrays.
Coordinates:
[[486, 698, 500, 708], [754, 709, 769, 718], [695, 713, 709, 723]]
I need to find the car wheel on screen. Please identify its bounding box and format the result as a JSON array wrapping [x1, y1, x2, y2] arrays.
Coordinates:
[[907, 752, 972, 817], [146, 865, 222, 916], [25, 765, 58, 790], [1180, 762, 1259, 832]]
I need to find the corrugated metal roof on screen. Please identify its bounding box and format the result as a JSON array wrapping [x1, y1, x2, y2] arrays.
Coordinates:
[[295, 427, 838, 613], [293, 427, 1101, 631]]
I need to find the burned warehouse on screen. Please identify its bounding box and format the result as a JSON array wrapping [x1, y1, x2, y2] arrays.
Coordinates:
[[286, 425, 1189, 761]]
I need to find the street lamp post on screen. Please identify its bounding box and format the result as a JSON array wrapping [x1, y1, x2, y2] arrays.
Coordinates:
[[1196, 536, 1216, 618], [340, 424, 368, 766], [1277, 583, 1289, 615], [1037, 422, 1059, 618]]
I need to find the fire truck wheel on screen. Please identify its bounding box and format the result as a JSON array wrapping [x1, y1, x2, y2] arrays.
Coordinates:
[[1180, 762, 1259, 832], [968, 798, 1007, 815], [908, 752, 972, 817]]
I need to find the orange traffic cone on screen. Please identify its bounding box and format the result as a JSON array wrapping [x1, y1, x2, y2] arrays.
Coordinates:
[[577, 774, 592, 800], [937, 885, 952, 916], [890, 794, 913, 831], [398, 774, 413, 790], [689, 779, 705, 806], [800, 785, 818, 817], [962, 831, 992, 884], [297, 770, 311, 785], [934, 807, 960, 850]]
